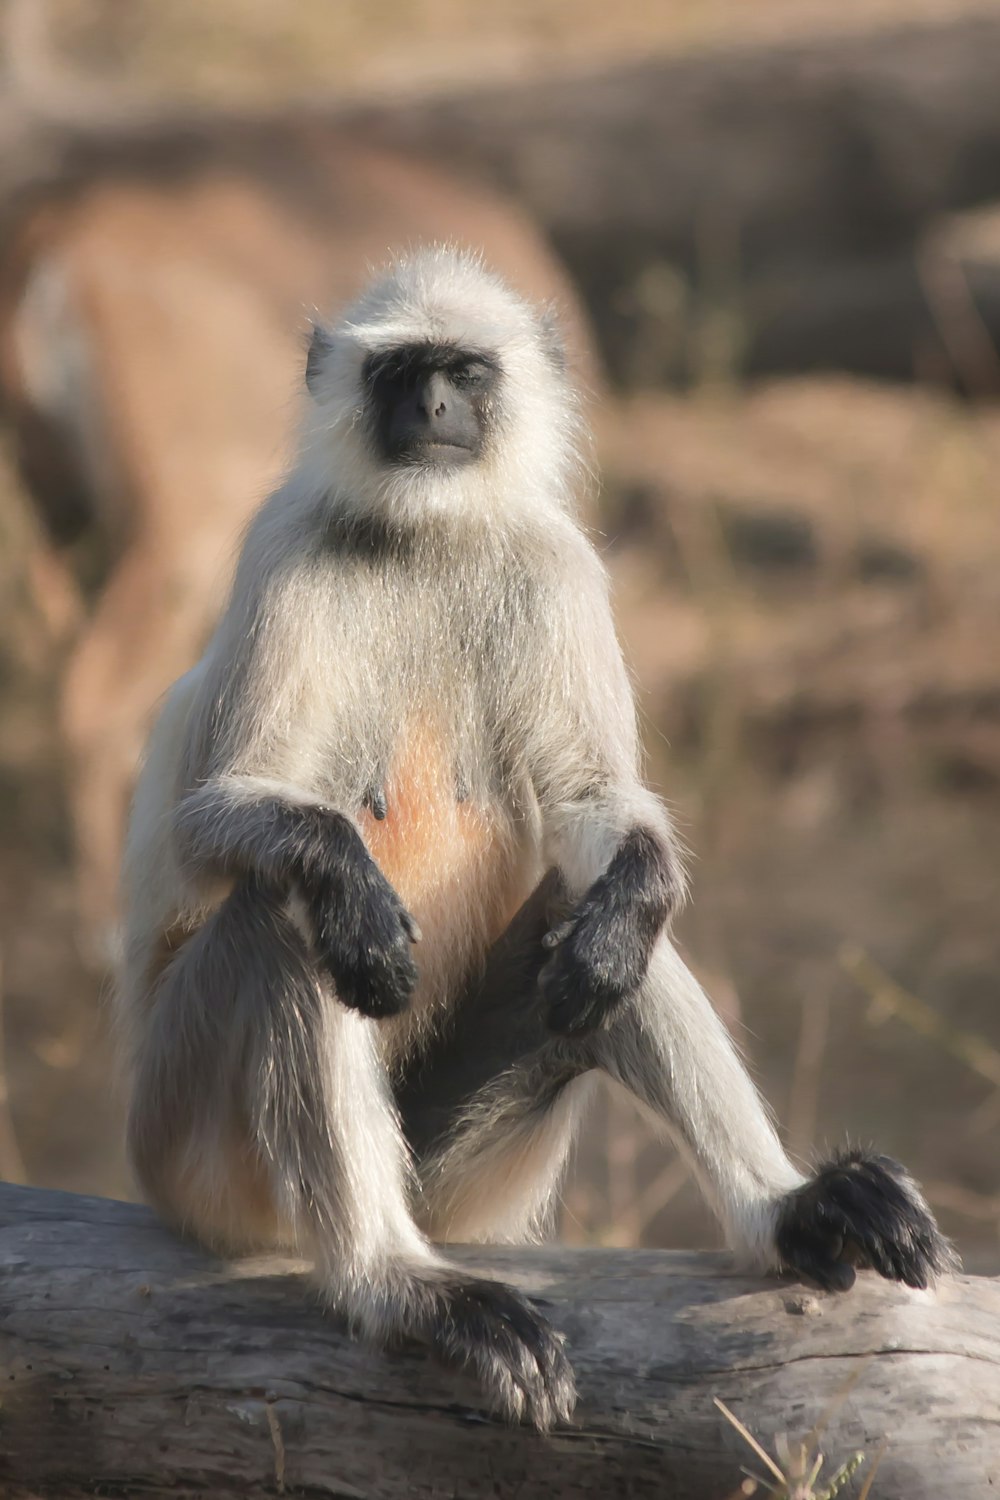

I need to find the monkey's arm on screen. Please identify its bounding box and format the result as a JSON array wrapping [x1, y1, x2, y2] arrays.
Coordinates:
[[166, 536, 419, 1019], [521, 541, 684, 1035], [172, 778, 419, 1018], [516, 548, 954, 1291]]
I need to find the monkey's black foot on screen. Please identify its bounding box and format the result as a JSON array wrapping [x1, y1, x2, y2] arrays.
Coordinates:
[[424, 1275, 577, 1431], [775, 1148, 959, 1291]]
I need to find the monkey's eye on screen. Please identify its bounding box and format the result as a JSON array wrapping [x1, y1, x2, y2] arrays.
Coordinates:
[[450, 361, 492, 390], [375, 359, 411, 389]]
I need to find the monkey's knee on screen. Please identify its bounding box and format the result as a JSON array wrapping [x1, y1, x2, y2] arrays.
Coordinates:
[[129, 1102, 285, 1255], [126, 881, 317, 1251]]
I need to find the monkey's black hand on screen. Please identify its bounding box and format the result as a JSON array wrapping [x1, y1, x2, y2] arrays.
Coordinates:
[[299, 813, 420, 1019], [539, 893, 644, 1037], [540, 827, 676, 1038]]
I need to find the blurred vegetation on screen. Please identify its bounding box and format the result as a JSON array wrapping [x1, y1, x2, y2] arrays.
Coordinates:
[[40, 0, 988, 105]]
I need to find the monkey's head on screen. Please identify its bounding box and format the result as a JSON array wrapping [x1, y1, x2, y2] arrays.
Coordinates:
[[299, 247, 583, 527]]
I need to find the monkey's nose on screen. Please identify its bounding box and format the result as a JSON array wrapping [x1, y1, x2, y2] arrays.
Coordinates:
[[420, 371, 452, 423], [416, 393, 447, 421]]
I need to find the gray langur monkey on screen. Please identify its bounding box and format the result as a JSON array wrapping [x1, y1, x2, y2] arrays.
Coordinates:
[[119, 247, 955, 1431]]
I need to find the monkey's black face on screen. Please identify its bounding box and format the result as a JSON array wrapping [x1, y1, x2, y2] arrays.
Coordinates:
[[365, 342, 498, 469]]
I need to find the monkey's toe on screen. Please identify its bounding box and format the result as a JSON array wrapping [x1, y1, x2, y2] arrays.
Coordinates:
[[776, 1148, 959, 1291], [545, 988, 616, 1038], [427, 1276, 577, 1431], [541, 950, 625, 1038]]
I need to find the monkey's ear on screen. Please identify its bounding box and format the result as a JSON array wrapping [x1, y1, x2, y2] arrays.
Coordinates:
[[536, 306, 568, 373], [305, 322, 336, 396]]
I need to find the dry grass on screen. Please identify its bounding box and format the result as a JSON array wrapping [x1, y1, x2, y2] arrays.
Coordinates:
[[716, 1364, 886, 1499]]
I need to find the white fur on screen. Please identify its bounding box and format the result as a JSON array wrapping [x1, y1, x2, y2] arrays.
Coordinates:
[[296, 246, 583, 529], [118, 247, 810, 1428]]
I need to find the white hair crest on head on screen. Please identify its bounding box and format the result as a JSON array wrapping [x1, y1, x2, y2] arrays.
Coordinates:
[[340, 246, 542, 353], [296, 244, 585, 529]]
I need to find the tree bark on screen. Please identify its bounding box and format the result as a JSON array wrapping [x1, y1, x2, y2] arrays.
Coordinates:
[[0, 1183, 997, 1498]]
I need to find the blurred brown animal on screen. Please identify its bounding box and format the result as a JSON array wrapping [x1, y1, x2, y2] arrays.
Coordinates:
[[0, 121, 596, 962]]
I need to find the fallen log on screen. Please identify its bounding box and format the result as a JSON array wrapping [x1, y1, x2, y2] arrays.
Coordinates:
[[0, 1184, 997, 1498]]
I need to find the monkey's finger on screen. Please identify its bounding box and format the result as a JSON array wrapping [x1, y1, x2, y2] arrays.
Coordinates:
[[338, 964, 416, 1019], [544, 972, 616, 1038], [525, 1298, 576, 1423], [542, 918, 577, 950], [804, 1255, 857, 1293]]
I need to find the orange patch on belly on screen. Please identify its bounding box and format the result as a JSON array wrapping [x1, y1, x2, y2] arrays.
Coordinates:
[[356, 718, 531, 1008], [356, 720, 476, 896]]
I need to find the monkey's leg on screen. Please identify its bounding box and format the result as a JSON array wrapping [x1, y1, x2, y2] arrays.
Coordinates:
[[590, 939, 957, 1288], [130, 879, 576, 1430], [398, 871, 598, 1244]]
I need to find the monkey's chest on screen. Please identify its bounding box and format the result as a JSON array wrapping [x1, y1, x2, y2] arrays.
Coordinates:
[[355, 718, 532, 1000]]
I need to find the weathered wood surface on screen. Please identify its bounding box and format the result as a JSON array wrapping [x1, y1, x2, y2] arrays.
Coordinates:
[[0, 1185, 997, 1498]]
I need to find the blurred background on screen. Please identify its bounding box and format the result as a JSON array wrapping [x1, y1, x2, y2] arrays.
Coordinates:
[[1, 0, 999, 1270]]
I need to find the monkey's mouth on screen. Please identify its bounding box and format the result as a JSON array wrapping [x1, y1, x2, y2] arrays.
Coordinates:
[[394, 438, 479, 468]]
